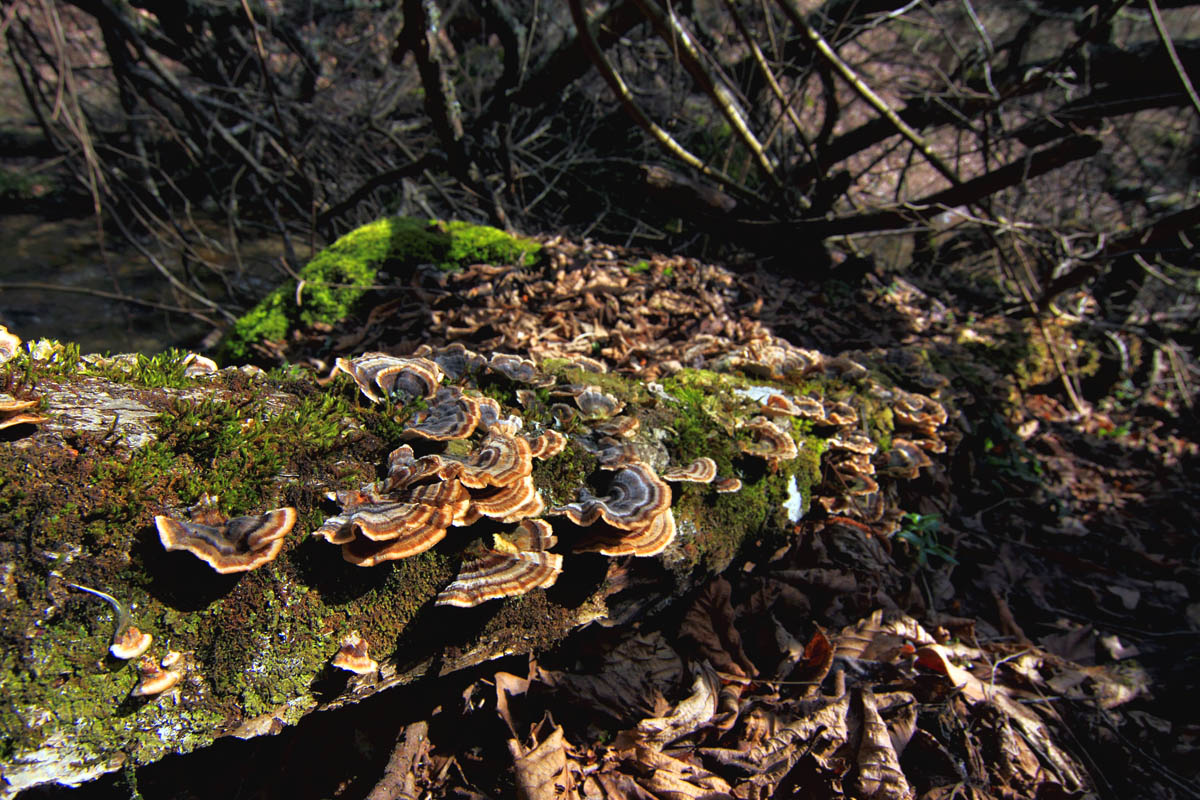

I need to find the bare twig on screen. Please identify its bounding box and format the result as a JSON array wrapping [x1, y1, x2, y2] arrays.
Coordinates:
[[776, 0, 963, 187], [567, 0, 759, 205], [1145, 0, 1200, 122]]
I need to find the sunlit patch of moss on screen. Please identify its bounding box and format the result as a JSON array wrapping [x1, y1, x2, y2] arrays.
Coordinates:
[[531, 440, 598, 507], [220, 217, 541, 361]]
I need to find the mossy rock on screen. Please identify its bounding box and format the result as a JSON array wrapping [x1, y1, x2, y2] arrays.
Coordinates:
[[219, 218, 541, 361]]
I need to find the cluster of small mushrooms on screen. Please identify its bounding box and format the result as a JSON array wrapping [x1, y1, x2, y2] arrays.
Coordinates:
[[146, 337, 948, 676]]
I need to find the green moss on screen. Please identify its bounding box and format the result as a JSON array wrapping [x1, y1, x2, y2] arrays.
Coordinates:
[[2, 329, 933, 786], [220, 217, 541, 360]]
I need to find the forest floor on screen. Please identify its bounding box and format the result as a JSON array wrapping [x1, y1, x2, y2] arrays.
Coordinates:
[[18, 234, 1200, 800]]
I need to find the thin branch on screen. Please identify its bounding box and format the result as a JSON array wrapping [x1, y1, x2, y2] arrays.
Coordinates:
[[776, 0, 963, 187], [1146, 0, 1200, 122], [566, 0, 760, 205], [632, 0, 782, 191]]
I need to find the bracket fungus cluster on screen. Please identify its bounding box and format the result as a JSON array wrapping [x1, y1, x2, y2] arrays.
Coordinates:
[[315, 340, 953, 619], [156, 494, 297, 573], [436, 519, 563, 607]]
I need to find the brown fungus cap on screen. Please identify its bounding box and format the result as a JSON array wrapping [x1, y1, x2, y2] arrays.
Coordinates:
[[335, 353, 441, 403], [574, 388, 624, 419], [714, 477, 742, 493], [156, 506, 295, 574], [109, 626, 153, 660], [131, 658, 182, 697], [828, 430, 877, 455], [488, 353, 554, 386], [412, 343, 486, 380], [0, 397, 48, 430], [527, 429, 568, 459], [662, 457, 718, 483], [577, 506, 678, 557], [0, 325, 19, 364], [332, 631, 378, 675], [452, 431, 533, 489], [759, 393, 805, 418], [402, 387, 482, 440], [877, 438, 933, 479], [822, 401, 859, 427], [740, 417, 798, 464], [436, 520, 563, 608], [554, 462, 671, 531], [462, 475, 545, 525], [592, 415, 640, 439]]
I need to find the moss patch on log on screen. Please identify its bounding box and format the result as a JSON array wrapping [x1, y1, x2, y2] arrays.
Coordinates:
[[219, 217, 541, 361], [0, 328, 919, 794]]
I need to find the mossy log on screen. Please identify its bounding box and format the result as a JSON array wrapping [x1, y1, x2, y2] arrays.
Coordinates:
[[0, 340, 898, 796]]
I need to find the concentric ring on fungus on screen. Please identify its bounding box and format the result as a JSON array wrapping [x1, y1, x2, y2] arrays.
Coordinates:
[[661, 457, 718, 483], [156, 505, 296, 574], [402, 387, 482, 440], [740, 416, 799, 464], [331, 631, 379, 675], [554, 462, 671, 530], [336, 352, 442, 403], [436, 519, 563, 608]]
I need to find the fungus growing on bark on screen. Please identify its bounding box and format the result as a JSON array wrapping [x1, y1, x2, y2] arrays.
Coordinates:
[[822, 401, 858, 427], [555, 462, 671, 530], [577, 504, 677, 557], [740, 416, 798, 464], [828, 430, 877, 455], [436, 520, 563, 607], [131, 657, 182, 697], [877, 439, 933, 479], [315, 482, 468, 566], [111, 627, 154, 661], [714, 477, 742, 493], [662, 457, 718, 483], [67, 583, 153, 660], [553, 462, 677, 556], [892, 390, 947, 435], [759, 393, 805, 418], [402, 387, 482, 440], [461, 475, 545, 525], [336, 352, 442, 402], [156, 500, 296, 574], [331, 631, 378, 674], [488, 353, 554, 386], [0, 325, 19, 364], [527, 429, 568, 459], [574, 388, 624, 419], [593, 415, 640, 439], [0, 396, 48, 430], [181, 353, 218, 377], [412, 342, 486, 380], [450, 430, 533, 489]]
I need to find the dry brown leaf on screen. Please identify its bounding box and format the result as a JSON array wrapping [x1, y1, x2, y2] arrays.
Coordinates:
[[631, 662, 721, 748], [622, 744, 732, 799], [679, 577, 758, 678], [534, 632, 683, 724], [700, 693, 851, 781], [495, 670, 532, 737], [915, 644, 1090, 791], [365, 720, 430, 800], [854, 689, 913, 800], [510, 724, 579, 800]]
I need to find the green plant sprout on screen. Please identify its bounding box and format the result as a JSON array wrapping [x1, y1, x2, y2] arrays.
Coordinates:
[[895, 512, 958, 568]]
